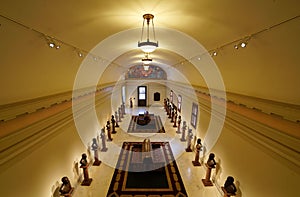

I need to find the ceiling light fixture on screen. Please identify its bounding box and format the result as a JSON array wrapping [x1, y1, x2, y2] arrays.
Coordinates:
[[138, 14, 158, 53], [142, 53, 152, 64], [49, 42, 55, 48], [240, 41, 247, 48]]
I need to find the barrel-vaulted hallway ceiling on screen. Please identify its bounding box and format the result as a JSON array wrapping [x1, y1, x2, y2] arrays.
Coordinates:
[[0, 0, 299, 105]]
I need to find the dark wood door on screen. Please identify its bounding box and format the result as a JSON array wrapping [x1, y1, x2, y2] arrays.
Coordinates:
[[138, 86, 147, 106]]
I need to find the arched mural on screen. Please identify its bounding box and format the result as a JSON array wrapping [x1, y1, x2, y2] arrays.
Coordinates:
[[125, 65, 167, 79]]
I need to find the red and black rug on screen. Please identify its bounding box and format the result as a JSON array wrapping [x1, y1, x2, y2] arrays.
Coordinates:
[[127, 114, 165, 133], [106, 141, 188, 197]]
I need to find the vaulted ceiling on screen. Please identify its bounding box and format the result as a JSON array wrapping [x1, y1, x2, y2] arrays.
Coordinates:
[[0, 0, 299, 105]]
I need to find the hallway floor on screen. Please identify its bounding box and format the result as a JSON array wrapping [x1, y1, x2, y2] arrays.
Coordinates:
[[73, 106, 221, 197]]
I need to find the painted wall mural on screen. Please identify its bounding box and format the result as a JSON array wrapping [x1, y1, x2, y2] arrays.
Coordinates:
[[125, 65, 167, 79]]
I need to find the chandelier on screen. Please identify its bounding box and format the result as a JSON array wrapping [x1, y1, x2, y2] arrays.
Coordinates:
[[138, 14, 158, 53]]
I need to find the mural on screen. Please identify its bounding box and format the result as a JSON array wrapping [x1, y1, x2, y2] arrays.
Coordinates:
[[125, 65, 167, 79]]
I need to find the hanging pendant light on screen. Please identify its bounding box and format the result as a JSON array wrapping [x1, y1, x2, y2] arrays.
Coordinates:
[[138, 14, 158, 53]]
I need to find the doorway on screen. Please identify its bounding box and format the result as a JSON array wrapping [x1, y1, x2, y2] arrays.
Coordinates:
[[138, 86, 147, 106]]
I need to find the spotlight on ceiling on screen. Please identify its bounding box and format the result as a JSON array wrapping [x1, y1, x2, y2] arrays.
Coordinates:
[[138, 14, 158, 53], [240, 42, 247, 48], [78, 51, 84, 57], [49, 42, 55, 48]]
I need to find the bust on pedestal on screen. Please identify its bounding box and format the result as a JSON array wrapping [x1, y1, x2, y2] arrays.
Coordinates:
[[180, 121, 187, 141], [111, 115, 116, 134], [114, 111, 119, 127], [100, 128, 108, 152], [91, 138, 101, 166], [106, 120, 113, 141], [118, 107, 122, 122], [202, 153, 216, 186], [130, 98, 133, 108], [222, 176, 237, 197], [185, 128, 193, 152], [59, 176, 74, 196], [80, 153, 93, 186], [173, 112, 177, 127], [192, 138, 202, 166], [176, 115, 181, 134]]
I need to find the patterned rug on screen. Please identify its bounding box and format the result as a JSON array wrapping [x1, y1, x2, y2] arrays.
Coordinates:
[[127, 114, 165, 133], [106, 141, 188, 197]]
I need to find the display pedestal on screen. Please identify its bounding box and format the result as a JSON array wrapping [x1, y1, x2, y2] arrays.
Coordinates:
[[180, 129, 186, 141], [185, 146, 192, 152], [202, 164, 214, 186], [176, 122, 181, 134], [92, 149, 101, 166], [192, 160, 201, 166], [221, 187, 236, 197], [80, 165, 92, 186]]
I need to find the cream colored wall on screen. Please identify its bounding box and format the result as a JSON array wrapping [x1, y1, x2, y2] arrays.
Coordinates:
[[0, 120, 86, 197], [210, 124, 300, 197], [168, 81, 300, 197], [0, 90, 113, 197]]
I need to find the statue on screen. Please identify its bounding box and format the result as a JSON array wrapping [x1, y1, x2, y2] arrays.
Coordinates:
[[106, 120, 112, 141], [122, 102, 126, 114], [166, 101, 170, 115], [111, 115, 116, 134], [171, 108, 175, 123], [164, 99, 167, 111], [192, 138, 202, 166], [176, 115, 181, 134], [207, 153, 217, 168], [173, 112, 177, 127], [202, 153, 216, 186], [142, 138, 153, 171], [80, 153, 93, 186], [114, 111, 119, 127], [59, 176, 73, 196], [100, 128, 108, 151], [118, 107, 122, 121], [185, 128, 193, 152], [130, 98, 133, 108], [180, 121, 187, 141], [91, 138, 101, 166], [222, 176, 237, 196], [168, 104, 172, 118]]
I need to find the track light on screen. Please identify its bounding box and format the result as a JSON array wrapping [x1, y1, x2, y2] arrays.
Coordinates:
[[47, 38, 60, 49], [77, 51, 84, 57], [240, 41, 247, 48], [49, 42, 55, 48], [212, 51, 218, 56]]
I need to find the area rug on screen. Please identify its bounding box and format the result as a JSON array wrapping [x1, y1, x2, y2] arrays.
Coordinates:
[[127, 114, 165, 133], [106, 141, 188, 197]]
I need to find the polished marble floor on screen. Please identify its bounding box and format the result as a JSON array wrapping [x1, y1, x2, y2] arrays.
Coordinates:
[[73, 106, 221, 197]]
